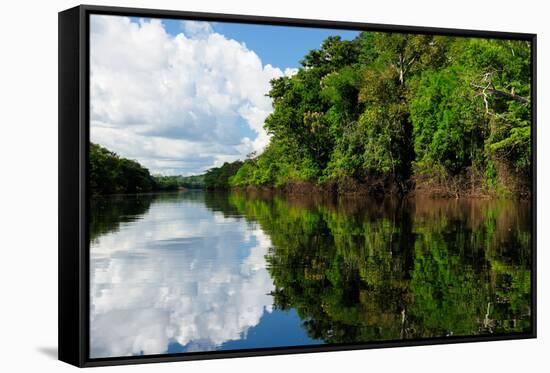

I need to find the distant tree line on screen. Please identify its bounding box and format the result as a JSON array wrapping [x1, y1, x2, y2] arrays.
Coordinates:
[[89, 143, 247, 194], [90, 143, 206, 195], [90, 143, 156, 195], [155, 174, 205, 191]]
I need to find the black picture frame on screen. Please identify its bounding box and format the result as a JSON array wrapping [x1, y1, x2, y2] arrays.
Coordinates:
[[59, 4, 537, 368]]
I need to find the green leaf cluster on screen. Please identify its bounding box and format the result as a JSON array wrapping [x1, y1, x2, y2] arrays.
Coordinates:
[[203, 161, 244, 189], [226, 33, 531, 195], [90, 143, 156, 195]]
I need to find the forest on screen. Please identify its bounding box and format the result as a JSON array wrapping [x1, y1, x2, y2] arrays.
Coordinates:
[[227, 33, 531, 197], [89, 143, 204, 195], [91, 32, 531, 197]]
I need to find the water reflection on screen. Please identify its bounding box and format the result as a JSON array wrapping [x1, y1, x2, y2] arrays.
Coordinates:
[[90, 192, 289, 358], [90, 191, 531, 358], [241, 192, 531, 342]]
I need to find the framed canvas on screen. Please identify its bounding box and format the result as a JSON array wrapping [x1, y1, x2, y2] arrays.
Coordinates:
[[58, 4, 537, 367]]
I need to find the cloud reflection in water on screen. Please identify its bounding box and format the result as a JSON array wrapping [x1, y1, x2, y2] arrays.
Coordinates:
[[90, 196, 274, 358]]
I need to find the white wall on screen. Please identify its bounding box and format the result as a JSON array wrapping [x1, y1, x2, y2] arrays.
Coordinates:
[[0, 0, 546, 371]]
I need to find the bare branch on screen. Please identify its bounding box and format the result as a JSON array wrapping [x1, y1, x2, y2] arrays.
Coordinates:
[[470, 83, 530, 105]]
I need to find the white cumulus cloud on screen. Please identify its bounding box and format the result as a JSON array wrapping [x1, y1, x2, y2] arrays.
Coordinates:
[[90, 15, 293, 175]]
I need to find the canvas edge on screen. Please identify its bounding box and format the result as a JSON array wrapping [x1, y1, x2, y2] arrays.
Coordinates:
[[58, 5, 87, 368]]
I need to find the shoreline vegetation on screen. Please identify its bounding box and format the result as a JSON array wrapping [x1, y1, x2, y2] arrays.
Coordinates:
[[91, 32, 531, 199], [90, 143, 205, 195]]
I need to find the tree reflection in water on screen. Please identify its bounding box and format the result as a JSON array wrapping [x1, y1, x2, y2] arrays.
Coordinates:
[[90, 191, 531, 356], [227, 191, 532, 343]]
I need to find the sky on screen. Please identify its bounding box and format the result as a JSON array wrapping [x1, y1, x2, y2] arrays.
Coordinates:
[[174, 20, 359, 69], [90, 15, 359, 176]]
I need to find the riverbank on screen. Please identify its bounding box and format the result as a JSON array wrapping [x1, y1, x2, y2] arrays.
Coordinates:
[[230, 175, 531, 199]]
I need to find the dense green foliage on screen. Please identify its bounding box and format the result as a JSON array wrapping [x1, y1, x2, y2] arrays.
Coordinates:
[[179, 174, 205, 189], [90, 34, 531, 197], [90, 143, 206, 194], [90, 143, 156, 195], [227, 34, 531, 196], [154, 174, 205, 191], [204, 161, 243, 189]]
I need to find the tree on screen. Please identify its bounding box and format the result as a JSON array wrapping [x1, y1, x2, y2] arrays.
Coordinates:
[[185, 33, 532, 196], [410, 66, 485, 175], [204, 161, 243, 189], [89, 143, 156, 195]]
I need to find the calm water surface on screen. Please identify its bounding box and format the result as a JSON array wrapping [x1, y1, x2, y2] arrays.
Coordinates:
[[89, 191, 532, 358]]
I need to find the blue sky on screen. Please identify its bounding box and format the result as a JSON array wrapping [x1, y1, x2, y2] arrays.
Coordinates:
[[91, 15, 361, 176], [161, 18, 360, 70]]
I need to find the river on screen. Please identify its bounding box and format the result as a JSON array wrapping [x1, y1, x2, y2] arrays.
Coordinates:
[[89, 191, 532, 358]]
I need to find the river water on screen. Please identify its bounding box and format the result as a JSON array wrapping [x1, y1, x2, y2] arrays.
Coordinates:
[[89, 191, 532, 358]]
